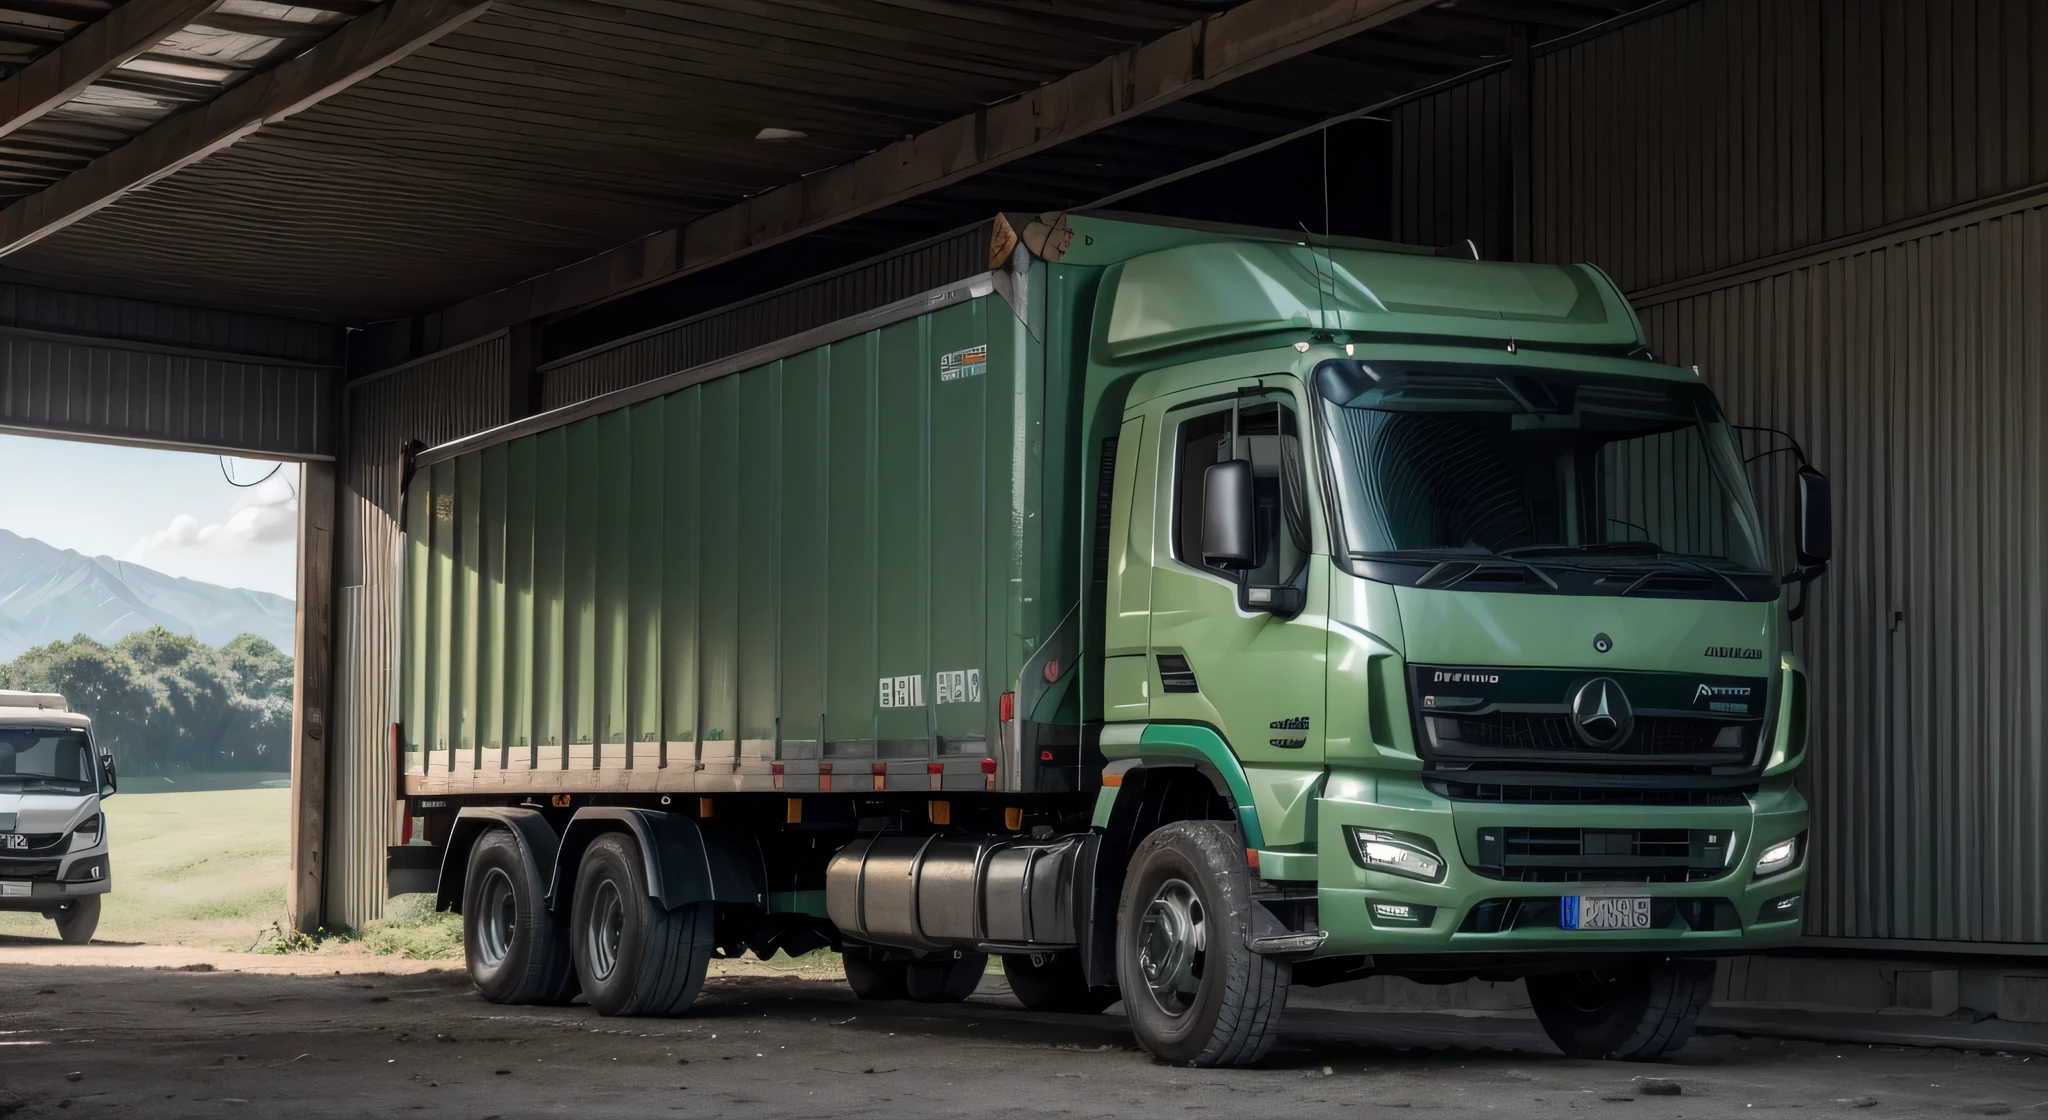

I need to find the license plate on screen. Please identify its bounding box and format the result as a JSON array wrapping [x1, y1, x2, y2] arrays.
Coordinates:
[[1, 834, 24, 850], [1563, 895, 1652, 930], [0, 882, 28, 898]]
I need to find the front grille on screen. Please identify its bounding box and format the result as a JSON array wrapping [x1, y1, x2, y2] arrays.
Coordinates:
[[0, 857, 60, 877], [1424, 712, 1748, 762], [0, 833, 65, 854], [1429, 779, 1753, 806], [1470, 827, 1735, 882], [1459, 896, 1739, 933]]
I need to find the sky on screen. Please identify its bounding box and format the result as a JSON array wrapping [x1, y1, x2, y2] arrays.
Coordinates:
[[0, 432, 299, 599]]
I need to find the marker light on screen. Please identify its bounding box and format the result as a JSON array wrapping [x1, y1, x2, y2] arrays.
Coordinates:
[[1754, 835, 1802, 878], [1346, 828, 1447, 883]]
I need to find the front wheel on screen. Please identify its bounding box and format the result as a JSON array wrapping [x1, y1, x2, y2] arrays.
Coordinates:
[[1115, 821, 1289, 1067], [1526, 957, 1715, 1060], [53, 896, 99, 945]]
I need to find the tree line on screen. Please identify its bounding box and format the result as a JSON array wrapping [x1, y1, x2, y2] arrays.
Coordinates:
[[0, 629, 293, 775]]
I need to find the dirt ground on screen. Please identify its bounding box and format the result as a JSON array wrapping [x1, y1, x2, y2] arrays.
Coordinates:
[[0, 941, 2042, 1119]]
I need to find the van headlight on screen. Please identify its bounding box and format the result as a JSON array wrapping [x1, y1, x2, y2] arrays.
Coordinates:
[[1345, 828, 1447, 883], [1754, 835, 1802, 878], [69, 814, 103, 852]]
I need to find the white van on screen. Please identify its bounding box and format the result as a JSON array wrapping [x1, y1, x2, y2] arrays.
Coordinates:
[[0, 691, 115, 943]]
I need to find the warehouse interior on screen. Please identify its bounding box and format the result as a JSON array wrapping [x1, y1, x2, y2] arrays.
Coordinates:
[[0, 0, 2041, 1021]]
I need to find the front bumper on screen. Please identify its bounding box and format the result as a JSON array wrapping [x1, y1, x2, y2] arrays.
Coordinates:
[[1307, 770, 1808, 958], [0, 845, 111, 909]]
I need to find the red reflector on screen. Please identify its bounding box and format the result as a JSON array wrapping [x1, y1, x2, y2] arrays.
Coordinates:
[[980, 758, 998, 775], [817, 762, 832, 774], [1040, 750, 1054, 762], [770, 763, 785, 776], [872, 762, 888, 775], [927, 763, 945, 774], [999, 691, 1016, 722], [1246, 849, 1261, 869]]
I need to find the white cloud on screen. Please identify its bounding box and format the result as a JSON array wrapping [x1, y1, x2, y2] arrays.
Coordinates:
[[127, 470, 298, 560]]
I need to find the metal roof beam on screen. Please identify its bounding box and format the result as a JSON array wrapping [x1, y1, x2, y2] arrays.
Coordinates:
[[440, 0, 1438, 342], [0, 0, 492, 259], [0, 0, 221, 145]]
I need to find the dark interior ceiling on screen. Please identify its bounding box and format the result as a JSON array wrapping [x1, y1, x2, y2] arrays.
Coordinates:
[[0, 0, 1660, 345]]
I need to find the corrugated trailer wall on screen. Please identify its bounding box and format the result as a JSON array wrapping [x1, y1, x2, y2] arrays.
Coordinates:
[[400, 293, 1036, 797], [540, 223, 992, 408], [329, 333, 510, 924], [1389, 0, 2048, 949]]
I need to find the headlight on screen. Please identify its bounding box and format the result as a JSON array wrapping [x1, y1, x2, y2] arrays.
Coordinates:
[[1346, 828, 1446, 883], [1754, 835, 1802, 878], [69, 814, 103, 852]]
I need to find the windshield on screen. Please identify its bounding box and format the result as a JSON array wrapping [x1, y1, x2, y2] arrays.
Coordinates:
[[0, 728, 96, 793], [1315, 360, 1769, 579]]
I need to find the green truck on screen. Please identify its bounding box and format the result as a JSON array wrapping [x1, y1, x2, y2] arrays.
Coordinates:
[[392, 211, 1828, 1065]]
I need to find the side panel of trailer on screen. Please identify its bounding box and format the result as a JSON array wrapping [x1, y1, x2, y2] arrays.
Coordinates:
[[399, 289, 1049, 795]]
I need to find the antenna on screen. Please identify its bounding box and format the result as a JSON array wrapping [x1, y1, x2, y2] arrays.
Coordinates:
[[1297, 221, 1334, 341]]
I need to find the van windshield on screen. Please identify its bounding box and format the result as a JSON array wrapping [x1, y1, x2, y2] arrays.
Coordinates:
[[0, 728, 96, 793], [1314, 360, 1770, 587]]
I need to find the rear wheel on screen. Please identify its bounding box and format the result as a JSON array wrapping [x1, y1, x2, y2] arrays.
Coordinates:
[[905, 952, 986, 1003], [842, 947, 909, 1001], [1115, 821, 1289, 1067], [462, 830, 576, 1004], [53, 896, 98, 945], [1003, 951, 1118, 1014], [569, 833, 713, 1016], [1527, 958, 1715, 1060]]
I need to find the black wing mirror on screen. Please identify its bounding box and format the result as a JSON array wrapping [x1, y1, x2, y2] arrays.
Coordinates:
[[1201, 459, 1255, 569], [99, 753, 116, 798], [1796, 466, 1831, 567]]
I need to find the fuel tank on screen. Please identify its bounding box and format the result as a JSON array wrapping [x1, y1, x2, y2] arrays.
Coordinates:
[[826, 834, 1092, 952]]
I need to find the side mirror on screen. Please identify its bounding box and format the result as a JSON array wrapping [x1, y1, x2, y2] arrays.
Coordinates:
[[1201, 459, 1255, 569], [99, 753, 116, 798], [1796, 466, 1831, 568]]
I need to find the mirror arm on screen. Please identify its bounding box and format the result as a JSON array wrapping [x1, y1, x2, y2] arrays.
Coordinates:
[[1780, 562, 1828, 623]]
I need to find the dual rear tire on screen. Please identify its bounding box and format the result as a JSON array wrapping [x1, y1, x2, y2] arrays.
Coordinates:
[[843, 947, 987, 1003], [463, 829, 712, 1015]]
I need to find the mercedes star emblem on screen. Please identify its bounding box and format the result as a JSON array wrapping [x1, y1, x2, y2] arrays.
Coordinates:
[[1570, 677, 1634, 749]]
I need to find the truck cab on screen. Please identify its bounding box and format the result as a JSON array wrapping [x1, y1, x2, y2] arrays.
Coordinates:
[[0, 691, 116, 944], [1087, 232, 1824, 1061]]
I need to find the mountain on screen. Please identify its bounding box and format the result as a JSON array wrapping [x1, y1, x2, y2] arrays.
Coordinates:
[[0, 529, 294, 662]]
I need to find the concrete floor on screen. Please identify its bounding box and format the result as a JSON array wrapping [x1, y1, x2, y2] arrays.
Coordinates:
[[0, 956, 2041, 1118]]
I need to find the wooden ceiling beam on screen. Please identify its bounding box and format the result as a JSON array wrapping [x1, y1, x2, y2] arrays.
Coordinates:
[[0, 0, 221, 145], [0, 0, 492, 258], [440, 0, 1440, 342]]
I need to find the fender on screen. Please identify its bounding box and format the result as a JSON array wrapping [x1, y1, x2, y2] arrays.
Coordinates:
[[550, 808, 768, 913], [435, 806, 560, 914]]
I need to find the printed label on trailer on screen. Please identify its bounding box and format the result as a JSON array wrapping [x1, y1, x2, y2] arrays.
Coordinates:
[[938, 345, 988, 381], [934, 669, 982, 705], [879, 674, 925, 708]]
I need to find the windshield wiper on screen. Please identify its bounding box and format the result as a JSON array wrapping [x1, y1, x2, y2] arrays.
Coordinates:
[[1498, 542, 1670, 558], [0, 779, 89, 793]]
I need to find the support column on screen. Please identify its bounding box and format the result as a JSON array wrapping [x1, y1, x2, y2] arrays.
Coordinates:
[[1508, 23, 1534, 262], [288, 460, 337, 933]]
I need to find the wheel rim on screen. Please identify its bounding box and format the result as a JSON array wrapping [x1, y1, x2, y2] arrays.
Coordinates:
[[1558, 968, 1621, 1014], [585, 877, 625, 981], [1137, 877, 1206, 1017], [475, 867, 517, 969]]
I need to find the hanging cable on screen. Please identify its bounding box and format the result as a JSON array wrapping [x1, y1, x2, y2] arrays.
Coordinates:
[[219, 455, 284, 488]]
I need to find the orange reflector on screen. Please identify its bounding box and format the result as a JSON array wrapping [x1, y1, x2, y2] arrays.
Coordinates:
[[873, 762, 888, 792], [551, 794, 571, 808], [1102, 773, 1123, 788], [698, 797, 714, 818], [928, 800, 951, 826], [819, 761, 833, 792], [786, 798, 803, 824], [1246, 849, 1261, 869], [1004, 806, 1024, 831]]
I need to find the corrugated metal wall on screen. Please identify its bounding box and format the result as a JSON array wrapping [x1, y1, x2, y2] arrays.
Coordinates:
[[541, 223, 991, 408], [1639, 200, 2048, 946], [0, 283, 341, 458], [328, 332, 510, 924], [1391, 0, 2048, 949]]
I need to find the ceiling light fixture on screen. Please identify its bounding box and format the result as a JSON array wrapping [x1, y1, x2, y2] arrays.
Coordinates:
[[754, 127, 808, 141]]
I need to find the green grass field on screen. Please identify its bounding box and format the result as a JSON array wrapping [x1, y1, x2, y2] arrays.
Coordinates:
[[0, 786, 293, 947]]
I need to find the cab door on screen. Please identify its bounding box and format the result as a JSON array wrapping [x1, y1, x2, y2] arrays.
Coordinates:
[[1143, 380, 1329, 774]]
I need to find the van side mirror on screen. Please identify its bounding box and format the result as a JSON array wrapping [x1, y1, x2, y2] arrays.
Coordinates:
[[1201, 459, 1255, 569], [1796, 466, 1831, 568], [99, 753, 116, 798]]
